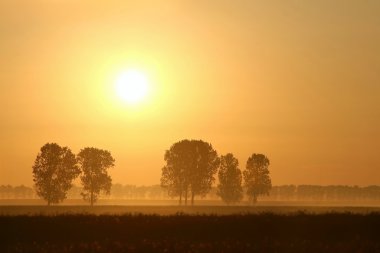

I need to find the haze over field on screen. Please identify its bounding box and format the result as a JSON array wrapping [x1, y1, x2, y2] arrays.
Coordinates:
[[1, 0, 379, 187]]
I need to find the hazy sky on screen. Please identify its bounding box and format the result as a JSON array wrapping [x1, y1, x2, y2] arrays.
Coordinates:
[[1, 0, 379, 186]]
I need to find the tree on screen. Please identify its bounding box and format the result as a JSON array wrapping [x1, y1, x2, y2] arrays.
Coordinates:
[[161, 139, 219, 205], [217, 153, 243, 205], [188, 140, 220, 205], [243, 153, 272, 204], [32, 143, 80, 205], [161, 140, 192, 205], [77, 147, 114, 206]]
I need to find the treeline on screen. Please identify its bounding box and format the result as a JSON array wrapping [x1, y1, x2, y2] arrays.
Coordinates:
[[266, 185, 380, 201], [3, 184, 380, 202], [109, 184, 380, 201], [0, 185, 35, 199], [0, 184, 169, 200]]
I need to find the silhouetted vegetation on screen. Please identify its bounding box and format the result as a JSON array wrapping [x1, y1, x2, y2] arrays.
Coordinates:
[[217, 153, 243, 204], [243, 153, 272, 204], [30, 140, 274, 205], [3, 184, 380, 203], [0, 185, 35, 199], [161, 139, 220, 205], [77, 147, 114, 206], [268, 185, 380, 202], [32, 143, 80, 205], [110, 184, 167, 200], [1, 212, 380, 253], [31, 144, 114, 206]]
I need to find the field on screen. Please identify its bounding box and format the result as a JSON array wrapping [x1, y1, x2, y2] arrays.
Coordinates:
[[2, 205, 380, 253]]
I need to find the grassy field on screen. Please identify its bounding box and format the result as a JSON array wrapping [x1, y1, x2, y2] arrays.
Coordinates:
[[2, 205, 380, 253], [2, 211, 380, 253]]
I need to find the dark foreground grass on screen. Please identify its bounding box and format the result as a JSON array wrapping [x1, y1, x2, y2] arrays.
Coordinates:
[[2, 212, 380, 253], [2, 205, 380, 216]]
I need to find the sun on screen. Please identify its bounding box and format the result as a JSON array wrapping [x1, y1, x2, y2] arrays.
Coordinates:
[[115, 69, 149, 104]]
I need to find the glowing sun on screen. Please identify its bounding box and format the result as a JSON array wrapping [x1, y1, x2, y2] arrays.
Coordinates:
[[115, 69, 149, 104]]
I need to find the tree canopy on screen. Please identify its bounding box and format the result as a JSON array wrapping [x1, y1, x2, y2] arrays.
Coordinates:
[[217, 153, 243, 204], [243, 153, 272, 204], [32, 143, 80, 205], [161, 139, 219, 205], [77, 147, 114, 206]]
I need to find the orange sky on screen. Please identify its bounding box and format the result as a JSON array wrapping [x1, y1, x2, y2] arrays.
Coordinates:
[[1, 0, 379, 186]]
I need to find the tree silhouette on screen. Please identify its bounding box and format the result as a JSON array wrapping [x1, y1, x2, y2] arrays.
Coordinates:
[[243, 153, 272, 204], [217, 153, 243, 205], [77, 147, 114, 206], [189, 140, 220, 205], [161, 139, 219, 205], [32, 143, 79, 205], [161, 140, 192, 205]]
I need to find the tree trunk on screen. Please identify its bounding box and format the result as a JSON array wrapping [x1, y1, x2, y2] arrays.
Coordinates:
[[185, 188, 188, 206], [47, 186, 51, 206], [191, 191, 195, 206], [252, 194, 257, 205], [90, 172, 94, 206], [179, 191, 182, 205]]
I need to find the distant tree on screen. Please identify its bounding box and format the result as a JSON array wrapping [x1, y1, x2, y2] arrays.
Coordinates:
[[148, 185, 165, 199], [297, 185, 325, 201], [135, 186, 148, 199], [13, 185, 34, 199], [217, 153, 243, 205], [32, 143, 80, 205], [271, 185, 296, 200], [161, 139, 219, 205], [77, 147, 114, 206], [0, 185, 13, 199], [111, 184, 125, 199], [243, 153, 272, 204]]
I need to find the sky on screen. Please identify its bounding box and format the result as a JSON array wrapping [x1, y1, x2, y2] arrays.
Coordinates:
[[1, 0, 379, 187]]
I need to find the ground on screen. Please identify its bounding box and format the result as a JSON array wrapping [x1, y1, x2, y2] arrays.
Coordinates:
[[1, 204, 380, 253]]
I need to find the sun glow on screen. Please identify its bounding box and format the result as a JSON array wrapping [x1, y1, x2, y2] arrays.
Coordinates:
[[115, 69, 149, 104]]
